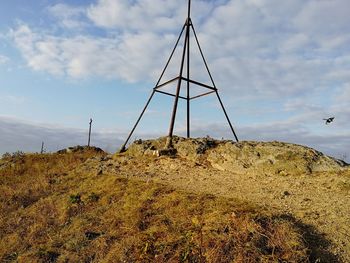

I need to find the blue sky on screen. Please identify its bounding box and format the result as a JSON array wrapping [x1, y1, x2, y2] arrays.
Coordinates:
[[0, 0, 349, 160]]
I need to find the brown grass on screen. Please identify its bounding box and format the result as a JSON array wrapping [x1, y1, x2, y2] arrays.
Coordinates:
[[0, 152, 309, 262]]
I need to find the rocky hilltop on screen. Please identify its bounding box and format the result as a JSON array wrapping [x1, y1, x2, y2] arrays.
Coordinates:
[[112, 137, 349, 261], [0, 137, 349, 262], [126, 136, 347, 174]]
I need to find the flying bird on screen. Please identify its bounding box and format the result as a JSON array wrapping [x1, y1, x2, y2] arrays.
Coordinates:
[[323, 117, 335, 125]]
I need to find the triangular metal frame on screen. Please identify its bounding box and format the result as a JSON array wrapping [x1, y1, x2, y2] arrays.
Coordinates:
[[120, 0, 238, 151]]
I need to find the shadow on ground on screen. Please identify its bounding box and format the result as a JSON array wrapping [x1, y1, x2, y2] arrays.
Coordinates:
[[278, 214, 341, 263]]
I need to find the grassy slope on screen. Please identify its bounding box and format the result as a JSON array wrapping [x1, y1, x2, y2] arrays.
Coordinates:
[[0, 152, 310, 262]]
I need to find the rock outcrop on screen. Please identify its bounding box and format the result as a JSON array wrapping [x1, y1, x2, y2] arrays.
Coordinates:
[[123, 136, 347, 175]]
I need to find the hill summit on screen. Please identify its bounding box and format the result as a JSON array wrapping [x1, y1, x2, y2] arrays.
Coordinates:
[[0, 137, 349, 262], [125, 136, 347, 174]]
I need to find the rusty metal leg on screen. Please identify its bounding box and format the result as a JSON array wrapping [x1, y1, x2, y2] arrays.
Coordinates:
[[215, 91, 239, 142], [191, 20, 238, 142], [156, 24, 186, 86], [119, 90, 156, 152], [186, 19, 190, 138], [190, 22, 216, 88], [166, 20, 190, 148]]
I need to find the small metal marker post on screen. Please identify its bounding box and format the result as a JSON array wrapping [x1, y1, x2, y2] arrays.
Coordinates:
[[88, 118, 93, 147], [120, 0, 239, 152], [40, 142, 44, 154]]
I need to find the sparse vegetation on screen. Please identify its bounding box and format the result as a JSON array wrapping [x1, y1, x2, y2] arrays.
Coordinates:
[[1, 152, 11, 159], [1, 151, 25, 160], [0, 148, 106, 215], [88, 192, 100, 202], [0, 149, 312, 262], [1, 138, 348, 262], [69, 194, 82, 204]]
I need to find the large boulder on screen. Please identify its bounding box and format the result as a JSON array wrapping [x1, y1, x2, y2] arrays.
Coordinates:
[[121, 137, 348, 175]]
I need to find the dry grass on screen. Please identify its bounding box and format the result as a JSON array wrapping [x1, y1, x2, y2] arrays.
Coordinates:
[[0, 149, 105, 215], [0, 151, 310, 262]]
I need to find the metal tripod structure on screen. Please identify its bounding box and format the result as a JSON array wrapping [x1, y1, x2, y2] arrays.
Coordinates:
[[120, 0, 238, 152]]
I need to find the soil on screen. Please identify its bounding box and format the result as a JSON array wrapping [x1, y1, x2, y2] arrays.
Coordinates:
[[82, 137, 350, 262]]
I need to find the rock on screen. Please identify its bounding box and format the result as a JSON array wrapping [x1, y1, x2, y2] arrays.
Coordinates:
[[278, 170, 289, 176], [158, 148, 177, 157], [85, 231, 101, 240], [283, 191, 291, 196], [57, 145, 105, 154], [119, 136, 348, 175]]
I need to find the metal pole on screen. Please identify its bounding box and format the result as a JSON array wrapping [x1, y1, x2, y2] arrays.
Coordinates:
[[167, 21, 190, 141], [120, 90, 156, 152], [215, 91, 239, 142], [191, 20, 239, 142], [190, 22, 217, 88], [156, 25, 186, 87], [88, 118, 92, 147], [168, 0, 191, 142], [186, 16, 190, 138], [40, 142, 44, 154]]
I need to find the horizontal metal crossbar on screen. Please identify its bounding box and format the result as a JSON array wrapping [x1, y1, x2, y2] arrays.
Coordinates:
[[190, 90, 216, 100], [155, 90, 187, 100], [181, 77, 216, 91], [154, 76, 180, 90]]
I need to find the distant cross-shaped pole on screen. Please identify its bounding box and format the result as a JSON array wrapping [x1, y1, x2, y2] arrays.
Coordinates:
[[88, 118, 93, 147], [40, 141, 44, 154]]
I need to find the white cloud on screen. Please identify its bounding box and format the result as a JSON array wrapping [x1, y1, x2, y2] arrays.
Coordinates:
[[292, 0, 350, 54], [294, 0, 350, 36], [10, 24, 176, 81], [333, 83, 350, 112], [0, 54, 9, 64], [8, 1, 350, 87], [86, 0, 208, 32], [10, 25, 64, 75], [10, 0, 350, 97], [7, 0, 350, 144], [281, 33, 311, 52], [283, 98, 322, 113], [87, 0, 135, 29], [47, 3, 87, 29]]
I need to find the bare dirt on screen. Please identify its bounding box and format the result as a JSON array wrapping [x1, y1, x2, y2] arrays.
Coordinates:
[[83, 136, 350, 262]]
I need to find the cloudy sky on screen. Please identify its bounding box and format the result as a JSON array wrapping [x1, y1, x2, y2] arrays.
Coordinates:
[[0, 0, 349, 160]]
